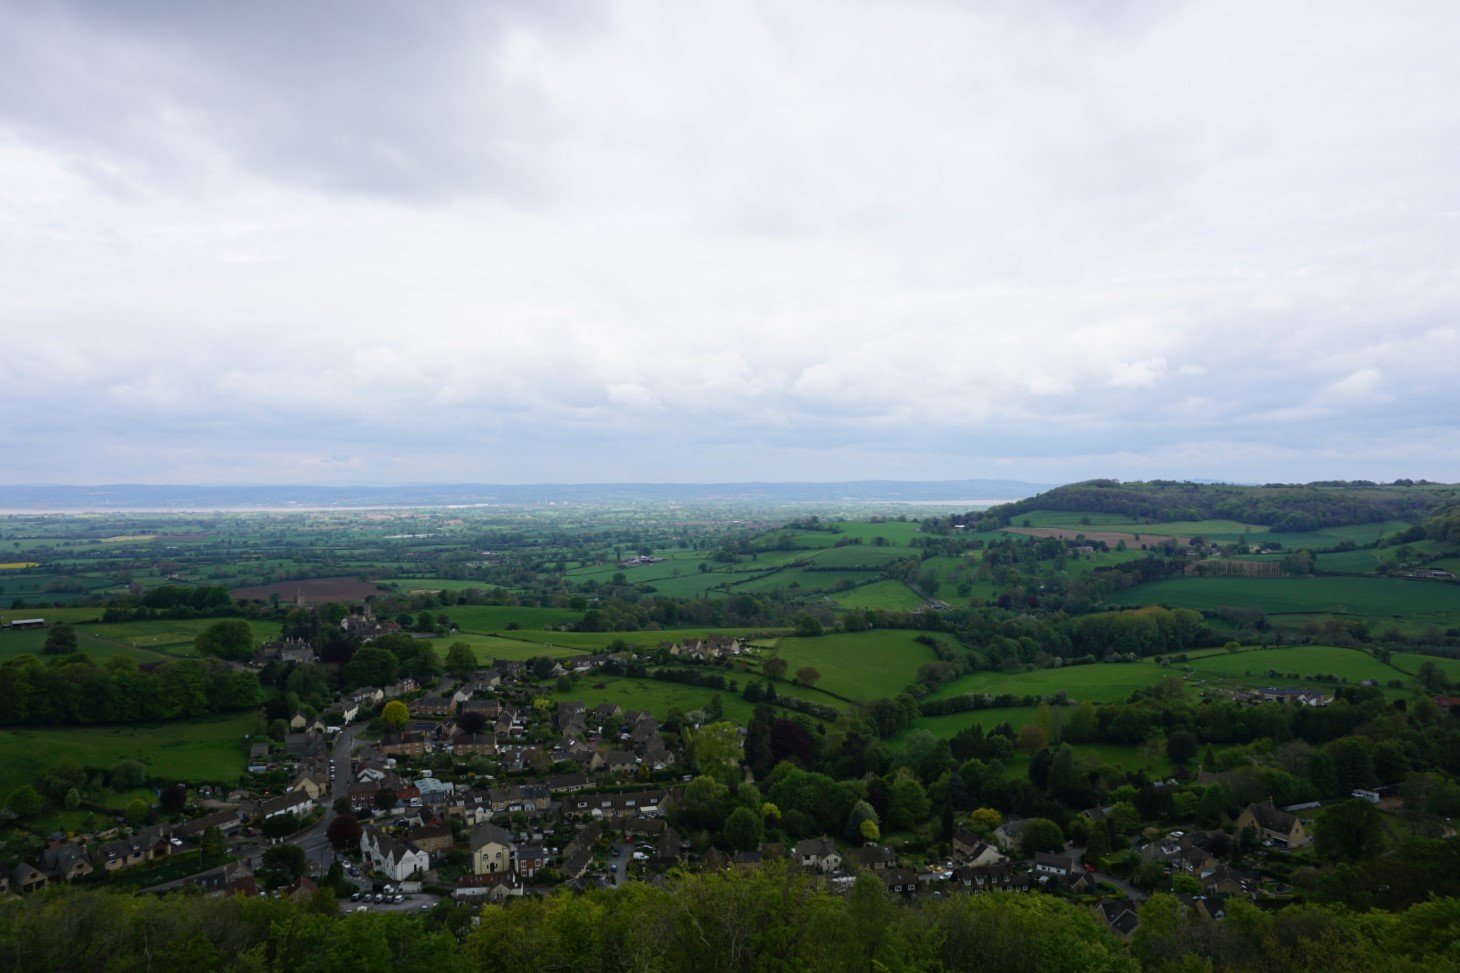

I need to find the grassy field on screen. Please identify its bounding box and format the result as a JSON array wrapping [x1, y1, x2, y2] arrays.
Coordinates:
[[443, 605, 585, 633], [805, 546, 915, 569], [502, 626, 781, 653], [1181, 645, 1400, 684], [931, 663, 1170, 705], [1108, 575, 1460, 630], [548, 675, 757, 724], [85, 618, 282, 652], [1386, 652, 1460, 680], [767, 630, 940, 702], [441, 633, 583, 662], [0, 712, 256, 797], [832, 580, 926, 612]]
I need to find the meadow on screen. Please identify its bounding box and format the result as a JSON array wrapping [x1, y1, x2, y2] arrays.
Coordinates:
[[0, 712, 256, 797], [1107, 574, 1460, 630], [766, 630, 940, 702], [832, 580, 926, 612]]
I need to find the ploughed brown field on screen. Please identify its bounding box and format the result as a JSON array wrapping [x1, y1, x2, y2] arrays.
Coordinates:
[[230, 576, 386, 603], [1000, 526, 1187, 546]]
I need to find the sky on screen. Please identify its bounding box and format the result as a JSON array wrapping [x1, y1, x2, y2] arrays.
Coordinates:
[[2, 0, 1458, 486]]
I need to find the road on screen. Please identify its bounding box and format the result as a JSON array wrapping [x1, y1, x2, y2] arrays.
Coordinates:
[[608, 841, 633, 887], [300, 722, 365, 870]]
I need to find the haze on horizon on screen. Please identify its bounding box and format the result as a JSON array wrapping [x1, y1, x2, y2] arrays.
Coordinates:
[[2, 0, 1458, 488]]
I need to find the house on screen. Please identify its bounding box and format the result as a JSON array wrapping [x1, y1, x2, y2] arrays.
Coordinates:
[[993, 818, 1029, 853], [414, 696, 456, 719], [951, 829, 1007, 867], [847, 844, 898, 871], [360, 826, 430, 881], [877, 867, 920, 896], [1235, 802, 1310, 848], [951, 863, 1029, 894], [258, 789, 315, 821], [94, 825, 173, 872], [451, 734, 496, 757], [470, 822, 517, 876], [379, 731, 429, 758], [1098, 899, 1140, 938], [408, 823, 455, 856], [516, 845, 550, 878], [175, 808, 245, 840], [10, 862, 46, 894], [793, 836, 842, 874], [1032, 852, 1077, 880], [41, 842, 94, 882], [182, 861, 257, 897], [652, 825, 685, 868], [546, 772, 588, 793]]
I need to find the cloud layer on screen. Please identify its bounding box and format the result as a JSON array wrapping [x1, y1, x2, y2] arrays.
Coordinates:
[[2, 0, 1458, 484]]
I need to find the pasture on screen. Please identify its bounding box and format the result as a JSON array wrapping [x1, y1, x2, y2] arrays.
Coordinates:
[[549, 675, 756, 725], [931, 662, 1171, 705], [1181, 645, 1400, 684], [766, 630, 940, 702], [832, 580, 926, 612], [230, 576, 388, 604], [444, 605, 585, 633], [0, 712, 256, 798], [1108, 574, 1460, 630]]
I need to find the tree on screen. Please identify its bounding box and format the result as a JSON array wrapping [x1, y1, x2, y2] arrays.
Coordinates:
[[693, 722, 744, 784], [762, 657, 789, 680], [859, 818, 880, 843], [262, 813, 299, 840], [125, 798, 150, 826], [343, 646, 398, 689], [793, 666, 821, 688], [444, 641, 477, 680], [795, 615, 824, 637], [1166, 730, 1198, 767], [200, 826, 225, 860], [63, 787, 81, 810], [261, 844, 308, 888], [969, 807, 1003, 833], [1084, 821, 1110, 864], [1313, 799, 1386, 863], [885, 773, 929, 831], [160, 783, 187, 811], [194, 620, 254, 662], [43, 622, 78, 655], [458, 709, 488, 736], [1019, 818, 1064, 857], [1016, 723, 1047, 753], [326, 812, 364, 852], [723, 806, 764, 852], [8, 785, 43, 818], [381, 700, 410, 732]]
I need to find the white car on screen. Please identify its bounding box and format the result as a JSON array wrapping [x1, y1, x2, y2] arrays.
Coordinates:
[[632, 851, 648, 861]]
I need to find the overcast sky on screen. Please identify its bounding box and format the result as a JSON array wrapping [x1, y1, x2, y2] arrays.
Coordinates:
[[2, 0, 1458, 486]]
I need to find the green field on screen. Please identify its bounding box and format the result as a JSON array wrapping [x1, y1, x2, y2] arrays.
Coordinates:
[[1181, 645, 1400, 684], [1108, 575, 1460, 630], [85, 618, 282, 651], [0, 713, 256, 797], [501, 626, 782, 654], [931, 662, 1171, 705], [804, 546, 915, 569], [768, 630, 939, 702], [1386, 652, 1460, 680], [444, 605, 585, 633], [549, 675, 757, 724], [832, 580, 926, 612]]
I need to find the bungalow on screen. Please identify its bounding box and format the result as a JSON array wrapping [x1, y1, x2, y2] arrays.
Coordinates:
[[182, 861, 256, 897], [793, 836, 842, 874], [175, 808, 245, 840], [93, 825, 173, 872], [1032, 852, 1077, 880], [847, 844, 898, 871], [470, 822, 517, 876], [258, 789, 315, 821]]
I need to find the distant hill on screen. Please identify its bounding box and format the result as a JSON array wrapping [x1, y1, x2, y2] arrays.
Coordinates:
[[984, 479, 1458, 532], [0, 479, 1052, 511]]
